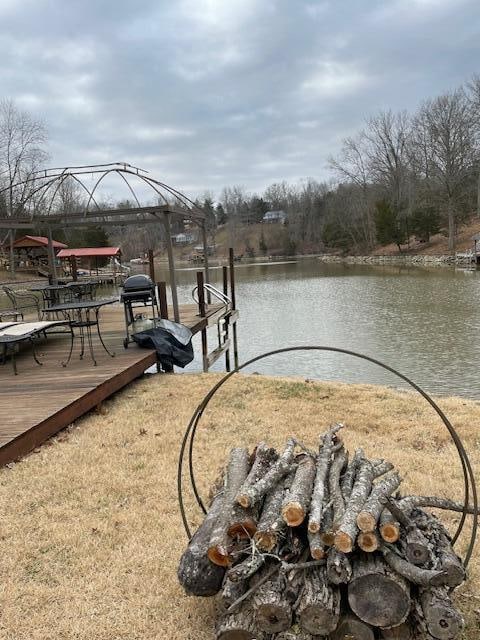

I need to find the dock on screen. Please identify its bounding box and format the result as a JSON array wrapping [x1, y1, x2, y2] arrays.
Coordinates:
[[0, 303, 227, 466]]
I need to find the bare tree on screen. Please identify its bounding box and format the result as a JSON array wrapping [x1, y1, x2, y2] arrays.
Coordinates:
[[0, 99, 48, 275], [412, 89, 478, 251]]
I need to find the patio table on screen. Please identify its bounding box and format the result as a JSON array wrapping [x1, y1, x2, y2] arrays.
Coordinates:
[[42, 297, 118, 366]]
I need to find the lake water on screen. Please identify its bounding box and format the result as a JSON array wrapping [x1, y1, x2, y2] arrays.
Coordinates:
[[151, 259, 480, 400]]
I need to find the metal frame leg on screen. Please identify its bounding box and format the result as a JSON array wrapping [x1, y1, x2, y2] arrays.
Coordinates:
[[86, 318, 97, 366], [95, 308, 115, 358], [30, 338, 43, 367], [62, 325, 75, 367]]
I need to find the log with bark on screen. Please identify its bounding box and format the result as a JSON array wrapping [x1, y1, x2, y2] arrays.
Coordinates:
[[178, 491, 227, 596], [348, 553, 411, 628], [252, 569, 292, 633], [296, 566, 340, 635], [215, 603, 262, 640], [282, 453, 317, 527], [334, 459, 374, 553], [208, 448, 251, 566], [308, 424, 343, 534], [235, 439, 296, 509], [420, 587, 464, 640]]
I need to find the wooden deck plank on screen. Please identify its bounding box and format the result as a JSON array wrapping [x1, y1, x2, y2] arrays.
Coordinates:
[[0, 302, 226, 465]]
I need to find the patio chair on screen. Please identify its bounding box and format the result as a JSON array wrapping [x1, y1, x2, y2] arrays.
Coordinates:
[[2, 285, 41, 320], [0, 320, 71, 374]]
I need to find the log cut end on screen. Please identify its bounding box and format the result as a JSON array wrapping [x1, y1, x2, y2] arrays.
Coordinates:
[[227, 518, 257, 540], [380, 521, 400, 543], [357, 511, 377, 533], [282, 501, 306, 527], [236, 494, 251, 509], [357, 532, 380, 553], [253, 531, 277, 552], [307, 521, 320, 534], [334, 530, 354, 554], [330, 613, 375, 640], [255, 603, 292, 634], [208, 545, 231, 567], [349, 568, 410, 628]]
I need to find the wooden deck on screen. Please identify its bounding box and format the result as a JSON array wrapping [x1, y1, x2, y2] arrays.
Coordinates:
[[0, 302, 224, 466]]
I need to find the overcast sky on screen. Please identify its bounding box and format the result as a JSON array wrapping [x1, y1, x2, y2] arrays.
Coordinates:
[[1, 0, 479, 201]]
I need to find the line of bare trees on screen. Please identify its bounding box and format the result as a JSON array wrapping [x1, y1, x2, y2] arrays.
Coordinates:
[[215, 76, 480, 255]]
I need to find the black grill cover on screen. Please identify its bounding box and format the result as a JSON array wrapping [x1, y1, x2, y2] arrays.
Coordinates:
[[132, 325, 194, 368]]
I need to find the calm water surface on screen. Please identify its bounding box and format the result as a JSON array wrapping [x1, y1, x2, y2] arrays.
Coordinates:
[[152, 259, 480, 400]]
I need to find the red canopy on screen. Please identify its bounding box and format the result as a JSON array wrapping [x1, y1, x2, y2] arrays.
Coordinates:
[[57, 247, 120, 258], [13, 235, 67, 249]]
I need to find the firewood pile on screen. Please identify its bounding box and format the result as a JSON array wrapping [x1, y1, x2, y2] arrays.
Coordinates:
[[178, 425, 470, 640]]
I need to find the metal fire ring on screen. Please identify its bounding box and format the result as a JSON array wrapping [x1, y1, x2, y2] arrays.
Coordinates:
[[177, 346, 478, 568]]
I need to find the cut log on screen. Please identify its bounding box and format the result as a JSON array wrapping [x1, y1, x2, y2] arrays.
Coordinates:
[[404, 526, 431, 566], [282, 454, 317, 526], [380, 508, 401, 543], [340, 447, 364, 501], [236, 439, 296, 509], [319, 502, 335, 546], [326, 547, 352, 584], [308, 530, 326, 560], [254, 471, 294, 552], [372, 460, 395, 479], [227, 553, 265, 583], [400, 495, 479, 516], [357, 472, 402, 532], [178, 491, 226, 596], [381, 546, 447, 587], [420, 587, 464, 640], [296, 567, 340, 635], [329, 446, 348, 529], [330, 613, 375, 640], [253, 571, 292, 633], [308, 424, 343, 534], [217, 578, 248, 614], [413, 510, 466, 587], [357, 531, 380, 553], [348, 553, 411, 628], [209, 448, 251, 566], [334, 459, 374, 553], [216, 604, 263, 640], [379, 621, 413, 639]]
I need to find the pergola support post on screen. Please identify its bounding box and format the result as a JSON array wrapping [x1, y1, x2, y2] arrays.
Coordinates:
[[163, 212, 179, 322], [229, 247, 239, 369], [47, 227, 58, 284], [201, 221, 211, 303], [9, 230, 15, 279], [196, 270, 208, 372]]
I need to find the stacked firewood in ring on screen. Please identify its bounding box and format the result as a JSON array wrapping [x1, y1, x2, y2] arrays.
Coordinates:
[[178, 425, 471, 639]]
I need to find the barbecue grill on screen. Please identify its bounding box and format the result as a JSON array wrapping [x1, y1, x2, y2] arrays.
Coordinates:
[[120, 274, 159, 348]]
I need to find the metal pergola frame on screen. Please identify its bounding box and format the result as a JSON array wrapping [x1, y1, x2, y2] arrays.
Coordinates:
[[0, 163, 210, 322]]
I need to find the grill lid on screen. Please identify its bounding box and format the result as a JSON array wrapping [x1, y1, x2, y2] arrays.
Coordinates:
[[122, 274, 154, 292]]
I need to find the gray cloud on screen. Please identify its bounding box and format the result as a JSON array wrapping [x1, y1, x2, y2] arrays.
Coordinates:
[[1, 0, 479, 200]]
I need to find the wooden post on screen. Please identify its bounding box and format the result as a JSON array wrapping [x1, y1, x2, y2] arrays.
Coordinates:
[[70, 256, 78, 281], [148, 248, 155, 282], [157, 281, 169, 319], [222, 265, 231, 372], [9, 230, 15, 279], [201, 221, 211, 303], [229, 247, 239, 369], [196, 270, 208, 372], [163, 212, 180, 322], [47, 227, 58, 284]]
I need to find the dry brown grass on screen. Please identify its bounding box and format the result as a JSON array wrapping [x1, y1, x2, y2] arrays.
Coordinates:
[[0, 373, 478, 639]]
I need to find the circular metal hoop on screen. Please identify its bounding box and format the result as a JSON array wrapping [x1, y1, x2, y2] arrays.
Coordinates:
[[177, 346, 478, 567]]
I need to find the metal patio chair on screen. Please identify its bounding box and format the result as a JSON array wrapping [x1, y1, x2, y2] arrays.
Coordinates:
[[2, 286, 41, 320]]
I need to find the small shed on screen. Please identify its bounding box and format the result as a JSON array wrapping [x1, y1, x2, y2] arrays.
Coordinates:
[[12, 235, 67, 270], [262, 210, 287, 224], [57, 247, 121, 276]]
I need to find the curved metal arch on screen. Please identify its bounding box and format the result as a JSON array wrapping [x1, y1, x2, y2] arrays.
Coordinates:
[[177, 346, 478, 569], [0, 162, 200, 222]]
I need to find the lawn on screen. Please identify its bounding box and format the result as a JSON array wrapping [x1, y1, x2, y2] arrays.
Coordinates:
[[0, 373, 478, 639]]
